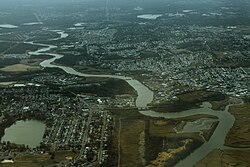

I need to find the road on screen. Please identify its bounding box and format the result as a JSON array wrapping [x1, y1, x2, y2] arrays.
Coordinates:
[[97, 112, 108, 164]]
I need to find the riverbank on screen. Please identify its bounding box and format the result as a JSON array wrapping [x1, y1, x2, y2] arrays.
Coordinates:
[[19, 29, 243, 167], [225, 103, 250, 148], [151, 90, 226, 113], [109, 108, 221, 167], [195, 149, 250, 167], [0, 115, 47, 150], [0, 117, 17, 141], [1, 120, 46, 149]]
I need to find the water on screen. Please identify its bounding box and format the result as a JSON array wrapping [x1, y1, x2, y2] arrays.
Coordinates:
[[74, 23, 86, 27], [1, 120, 46, 148], [22, 22, 43, 26], [137, 14, 162, 20], [0, 24, 18, 29], [29, 30, 240, 166], [140, 103, 236, 167]]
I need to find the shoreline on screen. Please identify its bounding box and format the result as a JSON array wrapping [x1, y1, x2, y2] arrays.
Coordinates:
[[10, 30, 242, 166]]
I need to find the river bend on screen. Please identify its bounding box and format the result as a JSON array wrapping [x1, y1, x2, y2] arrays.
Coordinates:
[[28, 30, 239, 167]]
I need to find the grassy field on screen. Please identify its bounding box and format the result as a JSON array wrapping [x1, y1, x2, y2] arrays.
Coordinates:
[[225, 103, 250, 148], [119, 119, 145, 167], [20, 58, 44, 66], [0, 64, 40, 72], [111, 109, 206, 167], [0, 151, 77, 167], [195, 149, 250, 167]]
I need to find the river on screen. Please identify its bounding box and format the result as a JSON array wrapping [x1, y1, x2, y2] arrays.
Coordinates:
[[28, 30, 239, 166]]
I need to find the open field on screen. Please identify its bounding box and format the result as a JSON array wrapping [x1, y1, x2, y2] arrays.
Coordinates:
[[119, 119, 145, 167], [225, 103, 250, 148], [118, 118, 203, 167], [20, 59, 44, 66], [0, 64, 40, 72], [195, 149, 250, 167], [0, 151, 77, 167], [111, 109, 207, 167]]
